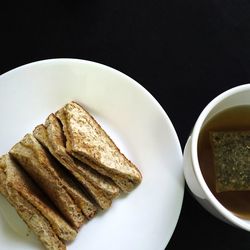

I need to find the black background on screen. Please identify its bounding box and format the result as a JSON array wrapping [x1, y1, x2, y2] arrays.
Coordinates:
[[1, 1, 250, 249]]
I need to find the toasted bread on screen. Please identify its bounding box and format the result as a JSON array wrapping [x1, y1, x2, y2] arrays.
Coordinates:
[[0, 155, 66, 250], [56, 102, 142, 192], [33, 114, 120, 209], [9, 134, 86, 229], [45, 114, 120, 201], [0, 154, 77, 241]]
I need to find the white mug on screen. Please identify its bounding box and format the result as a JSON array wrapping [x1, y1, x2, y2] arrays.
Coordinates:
[[184, 84, 250, 231]]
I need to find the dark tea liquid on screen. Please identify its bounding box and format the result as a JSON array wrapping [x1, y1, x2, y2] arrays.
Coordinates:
[[198, 105, 250, 219]]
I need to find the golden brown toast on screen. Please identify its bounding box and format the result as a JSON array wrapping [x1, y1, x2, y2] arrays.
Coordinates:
[[45, 114, 120, 200], [34, 122, 99, 215], [33, 114, 120, 210], [56, 102, 142, 192], [0, 154, 67, 250], [9, 134, 86, 229]]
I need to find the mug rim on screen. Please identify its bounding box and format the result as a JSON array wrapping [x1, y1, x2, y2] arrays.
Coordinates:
[[191, 83, 250, 231]]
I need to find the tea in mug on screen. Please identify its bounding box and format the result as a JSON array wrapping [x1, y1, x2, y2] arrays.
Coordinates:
[[198, 105, 250, 219]]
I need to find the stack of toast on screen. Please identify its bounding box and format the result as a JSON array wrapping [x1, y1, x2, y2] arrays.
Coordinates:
[[0, 101, 142, 250]]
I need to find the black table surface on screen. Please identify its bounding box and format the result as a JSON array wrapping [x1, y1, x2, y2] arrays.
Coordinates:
[[1, 1, 250, 249]]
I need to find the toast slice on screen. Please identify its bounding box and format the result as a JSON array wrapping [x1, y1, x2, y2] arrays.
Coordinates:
[[56, 102, 142, 192], [46, 114, 120, 201], [34, 121, 98, 216], [9, 134, 86, 229], [0, 154, 76, 241], [33, 114, 120, 209], [0, 155, 66, 250]]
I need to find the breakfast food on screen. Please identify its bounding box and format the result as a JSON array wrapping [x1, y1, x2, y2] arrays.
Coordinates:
[[0, 101, 142, 250], [56, 102, 142, 192], [33, 114, 120, 210], [0, 154, 77, 250], [210, 130, 250, 192], [10, 134, 88, 229]]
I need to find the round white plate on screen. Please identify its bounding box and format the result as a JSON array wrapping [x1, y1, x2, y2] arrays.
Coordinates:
[[0, 59, 184, 250]]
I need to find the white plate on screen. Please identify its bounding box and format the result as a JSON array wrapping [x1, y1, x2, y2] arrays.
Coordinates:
[[0, 59, 184, 250]]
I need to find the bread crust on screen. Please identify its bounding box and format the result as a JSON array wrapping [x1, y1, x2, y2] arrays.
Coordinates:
[[51, 112, 120, 208], [9, 134, 86, 229], [0, 155, 67, 250], [56, 102, 142, 192], [46, 114, 120, 200], [33, 122, 100, 214]]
